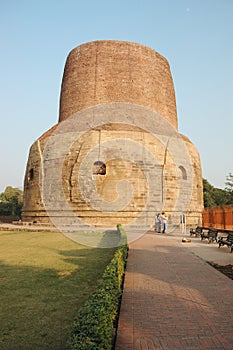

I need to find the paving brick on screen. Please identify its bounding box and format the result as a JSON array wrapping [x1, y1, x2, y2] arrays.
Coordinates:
[[115, 231, 233, 349]]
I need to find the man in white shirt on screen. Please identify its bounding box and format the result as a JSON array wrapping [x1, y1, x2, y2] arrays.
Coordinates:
[[161, 212, 167, 233]]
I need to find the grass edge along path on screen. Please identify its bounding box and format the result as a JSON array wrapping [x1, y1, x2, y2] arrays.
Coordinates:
[[67, 224, 128, 350], [0, 229, 118, 350]]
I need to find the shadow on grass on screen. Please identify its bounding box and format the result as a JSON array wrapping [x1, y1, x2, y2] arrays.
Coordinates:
[[63, 228, 122, 248], [0, 244, 115, 350]]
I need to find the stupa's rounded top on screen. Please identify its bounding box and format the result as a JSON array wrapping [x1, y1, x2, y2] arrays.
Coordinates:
[[59, 40, 177, 129]]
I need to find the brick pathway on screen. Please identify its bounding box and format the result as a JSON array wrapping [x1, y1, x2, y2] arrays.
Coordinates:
[[115, 231, 233, 350]]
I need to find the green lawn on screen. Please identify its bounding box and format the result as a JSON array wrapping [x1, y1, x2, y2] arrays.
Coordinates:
[[0, 230, 115, 350]]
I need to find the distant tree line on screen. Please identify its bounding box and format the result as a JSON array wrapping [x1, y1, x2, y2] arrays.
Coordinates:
[[203, 173, 233, 207], [0, 186, 23, 219]]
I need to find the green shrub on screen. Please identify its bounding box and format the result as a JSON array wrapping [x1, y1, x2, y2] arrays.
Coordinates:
[[67, 225, 128, 350]]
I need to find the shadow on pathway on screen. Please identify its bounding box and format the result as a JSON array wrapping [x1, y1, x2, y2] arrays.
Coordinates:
[[115, 230, 233, 350]]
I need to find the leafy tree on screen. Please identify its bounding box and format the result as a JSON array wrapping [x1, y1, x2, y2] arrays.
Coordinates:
[[225, 173, 233, 192], [203, 178, 230, 207], [0, 186, 23, 217], [213, 187, 229, 206], [203, 179, 215, 207], [0, 186, 23, 202], [225, 173, 233, 204]]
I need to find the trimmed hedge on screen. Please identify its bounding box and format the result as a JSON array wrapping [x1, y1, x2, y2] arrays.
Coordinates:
[[67, 224, 128, 350]]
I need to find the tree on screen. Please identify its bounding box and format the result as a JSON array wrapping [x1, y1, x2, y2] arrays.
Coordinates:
[[0, 186, 23, 217], [225, 173, 233, 204], [203, 178, 230, 207], [225, 173, 233, 192], [203, 178, 215, 207], [212, 187, 229, 206]]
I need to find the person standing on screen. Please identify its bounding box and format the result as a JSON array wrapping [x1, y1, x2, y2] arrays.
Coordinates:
[[155, 213, 161, 233], [161, 212, 167, 233]]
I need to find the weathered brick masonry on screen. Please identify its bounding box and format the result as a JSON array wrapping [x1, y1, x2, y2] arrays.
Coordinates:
[[59, 41, 177, 129], [22, 40, 203, 228]]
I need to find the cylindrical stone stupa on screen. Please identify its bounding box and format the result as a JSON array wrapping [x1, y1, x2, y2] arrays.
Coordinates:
[[22, 40, 203, 229]]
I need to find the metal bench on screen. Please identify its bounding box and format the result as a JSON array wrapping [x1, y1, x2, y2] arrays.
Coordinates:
[[189, 226, 203, 237], [218, 233, 233, 252], [200, 228, 218, 243]]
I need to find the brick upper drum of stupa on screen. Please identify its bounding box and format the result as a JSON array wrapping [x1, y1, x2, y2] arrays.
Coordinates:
[[22, 40, 203, 231]]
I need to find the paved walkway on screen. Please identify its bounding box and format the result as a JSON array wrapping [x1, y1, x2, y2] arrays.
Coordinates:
[[115, 230, 233, 350]]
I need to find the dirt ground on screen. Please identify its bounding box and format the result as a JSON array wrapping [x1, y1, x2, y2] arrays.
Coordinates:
[[209, 263, 233, 280]]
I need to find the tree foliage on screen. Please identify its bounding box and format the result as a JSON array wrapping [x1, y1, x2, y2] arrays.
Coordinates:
[[203, 173, 233, 207], [225, 173, 233, 192], [0, 186, 23, 217], [225, 172, 233, 203]]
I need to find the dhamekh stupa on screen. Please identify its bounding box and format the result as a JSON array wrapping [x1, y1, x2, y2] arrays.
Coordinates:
[[22, 40, 203, 230]]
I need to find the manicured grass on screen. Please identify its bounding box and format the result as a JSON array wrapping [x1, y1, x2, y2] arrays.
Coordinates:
[[0, 230, 116, 350]]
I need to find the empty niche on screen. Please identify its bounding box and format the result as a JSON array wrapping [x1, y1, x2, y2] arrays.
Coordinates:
[[178, 166, 187, 180], [92, 161, 106, 175], [28, 168, 34, 182]]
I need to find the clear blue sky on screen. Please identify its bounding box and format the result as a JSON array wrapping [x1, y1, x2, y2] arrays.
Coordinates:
[[0, 0, 232, 193]]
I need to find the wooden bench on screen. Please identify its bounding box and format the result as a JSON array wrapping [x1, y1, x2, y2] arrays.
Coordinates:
[[218, 233, 233, 252], [200, 228, 218, 243], [189, 226, 203, 237]]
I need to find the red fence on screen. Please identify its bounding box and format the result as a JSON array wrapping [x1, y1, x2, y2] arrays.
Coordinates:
[[202, 206, 233, 230]]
